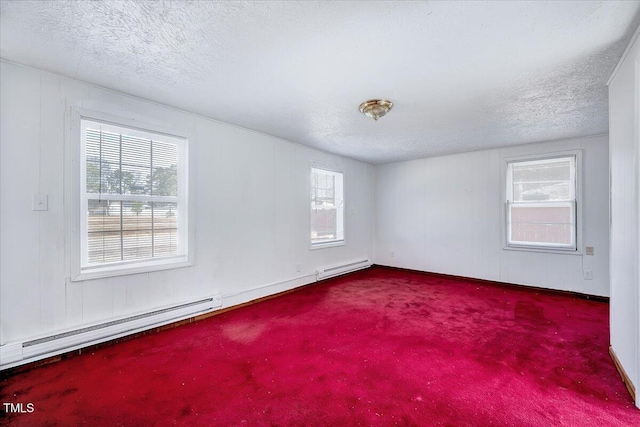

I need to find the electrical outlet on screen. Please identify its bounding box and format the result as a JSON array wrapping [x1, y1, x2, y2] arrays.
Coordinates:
[[585, 246, 595, 256], [583, 270, 593, 280], [296, 264, 301, 272], [212, 294, 223, 308], [390, 251, 395, 258]]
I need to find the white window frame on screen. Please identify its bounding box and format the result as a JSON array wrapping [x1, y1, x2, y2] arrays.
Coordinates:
[[310, 163, 345, 250], [503, 150, 582, 254], [69, 108, 192, 281]]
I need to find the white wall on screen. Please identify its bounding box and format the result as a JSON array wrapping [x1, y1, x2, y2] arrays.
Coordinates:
[[0, 61, 374, 346], [608, 27, 640, 405], [374, 135, 610, 297]]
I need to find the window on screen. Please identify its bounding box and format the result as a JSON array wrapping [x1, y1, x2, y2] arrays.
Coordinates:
[[506, 155, 577, 250], [310, 167, 344, 248], [74, 114, 189, 280]]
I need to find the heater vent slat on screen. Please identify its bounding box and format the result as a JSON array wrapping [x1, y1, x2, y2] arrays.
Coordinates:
[[0, 296, 221, 369], [324, 260, 368, 273], [317, 260, 370, 280], [24, 298, 213, 348]]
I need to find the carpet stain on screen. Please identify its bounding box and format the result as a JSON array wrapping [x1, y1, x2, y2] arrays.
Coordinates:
[[221, 322, 266, 344]]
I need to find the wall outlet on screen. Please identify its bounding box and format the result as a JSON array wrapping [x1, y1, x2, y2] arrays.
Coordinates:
[[390, 251, 395, 258], [583, 270, 593, 280], [212, 294, 223, 308], [296, 264, 301, 272], [585, 246, 595, 255]]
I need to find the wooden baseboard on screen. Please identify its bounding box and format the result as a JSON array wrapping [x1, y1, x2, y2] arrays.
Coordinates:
[[609, 346, 636, 402], [194, 283, 315, 321]]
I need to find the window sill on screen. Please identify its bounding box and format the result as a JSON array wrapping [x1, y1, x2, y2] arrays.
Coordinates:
[[310, 240, 345, 250], [502, 245, 582, 256], [72, 258, 192, 282]]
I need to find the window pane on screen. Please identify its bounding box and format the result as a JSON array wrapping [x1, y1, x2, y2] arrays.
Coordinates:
[[122, 201, 154, 261], [121, 134, 151, 195], [87, 200, 122, 263], [85, 129, 181, 197], [121, 135, 151, 168], [509, 205, 573, 245], [153, 141, 177, 168], [98, 130, 121, 194], [153, 202, 178, 256], [122, 201, 152, 231], [87, 231, 122, 264], [152, 165, 178, 196], [312, 171, 335, 206], [311, 168, 343, 245], [87, 200, 179, 264], [86, 128, 122, 194], [512, 159, 571, 202], [311, 208, 337, 243], [152, 142, 178, 196], [122, 230, 153, 261], [86, 160, 102, 193]]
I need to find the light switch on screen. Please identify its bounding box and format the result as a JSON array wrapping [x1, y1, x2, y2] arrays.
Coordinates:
[[585, 246, 595, 256], [32, 194, 48, 211]]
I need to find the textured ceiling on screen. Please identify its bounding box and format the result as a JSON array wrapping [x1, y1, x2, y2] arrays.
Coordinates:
[[1, 1, 639, 164]]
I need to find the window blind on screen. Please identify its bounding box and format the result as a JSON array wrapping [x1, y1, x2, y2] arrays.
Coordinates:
[[83, 121, 181, 266]]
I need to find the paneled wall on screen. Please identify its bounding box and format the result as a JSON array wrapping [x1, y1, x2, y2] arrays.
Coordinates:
[[608, 28, 639, 404], [0, 61, 374, 345], [374, 135, 609, 297]]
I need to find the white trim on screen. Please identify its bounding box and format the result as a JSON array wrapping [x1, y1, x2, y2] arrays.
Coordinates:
[[607, 23, 640, 86], [310, 240, 346, 250], [636, 59, 640, 409], [72, 107, 191, 140], [0, 343, 23, 366], [74, 258, 192, 282], [84, 193, 179, 203], [309, 160, 343, 174], [222, 273, 317, 305], [502, 245, 583, 256], [69, 107, 83, 283], [69, 107, 192, 281]]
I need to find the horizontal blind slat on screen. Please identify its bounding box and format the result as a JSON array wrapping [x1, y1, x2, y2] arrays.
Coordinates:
[[83, 120, 183, 267]]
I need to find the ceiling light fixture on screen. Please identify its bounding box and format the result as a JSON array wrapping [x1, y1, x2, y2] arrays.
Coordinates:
[[359, 99, 393, 121]]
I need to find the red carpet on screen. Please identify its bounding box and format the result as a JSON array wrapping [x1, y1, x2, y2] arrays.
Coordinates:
[[1, 267, 638, 426]]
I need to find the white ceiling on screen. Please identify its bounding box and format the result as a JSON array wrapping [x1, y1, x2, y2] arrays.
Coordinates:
[[1, 1, 639, 164]]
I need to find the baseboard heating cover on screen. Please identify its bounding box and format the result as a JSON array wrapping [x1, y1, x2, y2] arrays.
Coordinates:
[[316, 259, 371, 280], [1, 296, 220, 370]]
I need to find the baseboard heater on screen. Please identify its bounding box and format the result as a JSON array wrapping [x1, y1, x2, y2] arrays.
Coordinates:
[[1, 296, 219, 369], [316, 259, 371, 280]]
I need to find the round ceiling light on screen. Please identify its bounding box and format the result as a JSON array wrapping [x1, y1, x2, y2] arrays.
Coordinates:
[[359, 99, 393, 121]]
